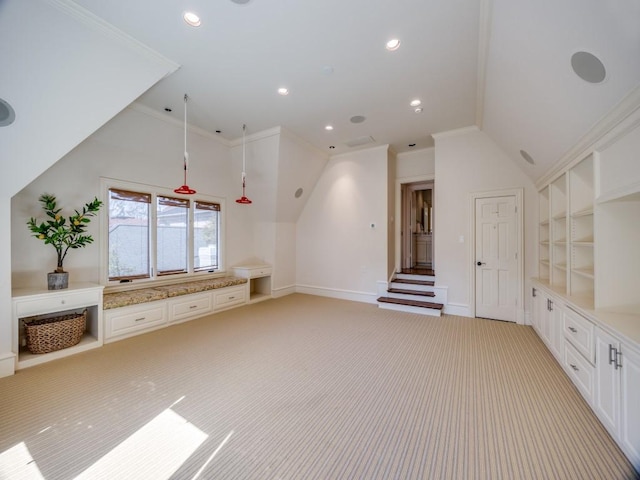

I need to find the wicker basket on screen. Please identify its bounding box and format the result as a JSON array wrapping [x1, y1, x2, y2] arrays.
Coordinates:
[[23, 309, 87, 354]]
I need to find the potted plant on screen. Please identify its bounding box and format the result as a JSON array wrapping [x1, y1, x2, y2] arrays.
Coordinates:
[[27, 193, 102, 290]]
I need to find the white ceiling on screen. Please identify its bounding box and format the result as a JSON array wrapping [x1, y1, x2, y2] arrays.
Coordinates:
[[42, 0, 640, 180]]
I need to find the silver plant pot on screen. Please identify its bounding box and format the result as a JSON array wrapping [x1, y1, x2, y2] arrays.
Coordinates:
[[47, 272, 69, 290]]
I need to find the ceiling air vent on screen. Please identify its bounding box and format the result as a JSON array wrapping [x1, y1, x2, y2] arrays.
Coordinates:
[[344, 136, 376, 148]]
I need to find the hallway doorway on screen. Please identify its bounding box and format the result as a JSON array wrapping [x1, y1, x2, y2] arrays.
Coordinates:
[[400, 181, 434, 271]]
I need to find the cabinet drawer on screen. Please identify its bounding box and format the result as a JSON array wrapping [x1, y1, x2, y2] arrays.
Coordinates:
[[16, 290, 100, 317], [563, 307, 595, 364], [168, 292, 212, 323], [565, 340, 595, 401], [214, 286, 246, 311], [233, 265, 272, 278], [106, 303, 166, 339]]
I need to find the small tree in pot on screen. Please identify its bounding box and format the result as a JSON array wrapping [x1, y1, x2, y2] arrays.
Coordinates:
[[27, 193, 103, 289]]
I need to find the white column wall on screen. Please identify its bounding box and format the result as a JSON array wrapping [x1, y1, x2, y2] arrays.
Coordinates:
[[433, 126, 537, 318], [296, 145, 389, 303]]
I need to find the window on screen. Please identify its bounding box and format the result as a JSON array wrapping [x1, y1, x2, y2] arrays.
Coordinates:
[[104, 180, 223, 283]]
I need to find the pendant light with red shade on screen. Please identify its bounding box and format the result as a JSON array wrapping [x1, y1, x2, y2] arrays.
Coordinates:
[[236, 124, 252, 204], [174, 94, 196, 195]]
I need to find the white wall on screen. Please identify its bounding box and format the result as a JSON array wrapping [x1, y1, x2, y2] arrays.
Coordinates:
[[0, 0, 178, 198], [12, 106, 235, 289], [396, 147, 435, 179], [433, 126, 537, 318], [296, 145, 390, 303]]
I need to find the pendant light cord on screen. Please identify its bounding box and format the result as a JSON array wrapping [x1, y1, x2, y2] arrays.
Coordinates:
[[184, 94, 189, 170]]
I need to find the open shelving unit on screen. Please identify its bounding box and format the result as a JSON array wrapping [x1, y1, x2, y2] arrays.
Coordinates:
[[550, 174, 568, 292], [538, 186, 550, 282], [568, 155, 594, 303]]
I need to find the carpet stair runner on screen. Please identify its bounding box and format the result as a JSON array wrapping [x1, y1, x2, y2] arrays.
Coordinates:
[[377, 269, 444, 316]]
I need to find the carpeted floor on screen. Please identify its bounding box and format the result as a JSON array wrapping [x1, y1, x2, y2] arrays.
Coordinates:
[[0, 294, 637, 479]]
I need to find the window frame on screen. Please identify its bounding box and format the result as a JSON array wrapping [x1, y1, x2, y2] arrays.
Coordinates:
[[100, 177, 226, 287]]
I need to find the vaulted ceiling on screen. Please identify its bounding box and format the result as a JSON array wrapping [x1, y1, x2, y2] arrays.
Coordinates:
[[4, 0, 640, 183]]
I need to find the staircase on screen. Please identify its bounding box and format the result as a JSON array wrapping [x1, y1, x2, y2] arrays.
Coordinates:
[[377, 268, 445, 316]]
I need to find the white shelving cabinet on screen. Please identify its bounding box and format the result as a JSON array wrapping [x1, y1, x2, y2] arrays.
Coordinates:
[[12, 283, 104, 369], [232, 264, 272, 303]]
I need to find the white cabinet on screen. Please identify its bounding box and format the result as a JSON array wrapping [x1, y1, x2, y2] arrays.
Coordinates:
[[620, 344, 640, 467], [12, 283, 104, 369], [594, 327, 640, 467], [105, 301, 167, 342], [168, 292, 212, 324], [532, 286, 564, 360], [213, 286, 246, 311], [232, 264, 272, 303]]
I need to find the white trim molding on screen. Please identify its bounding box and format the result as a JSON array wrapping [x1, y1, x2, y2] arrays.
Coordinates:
[[0, 352, 16, 378], [272, 285, 296, 298], [295, 284, 378, 304]]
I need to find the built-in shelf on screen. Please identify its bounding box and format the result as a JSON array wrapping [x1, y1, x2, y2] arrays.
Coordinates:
[[572, 241, 594, 247], [572, 267, 595, 279], [232, 264, 272, 303], [12, 283, 104, 370], [571, 207, 594, 218]]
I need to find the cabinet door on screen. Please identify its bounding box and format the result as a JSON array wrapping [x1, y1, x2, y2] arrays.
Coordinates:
[[594, 328, 620, 436], [531, 287, 541, 332], [620, 345, 640, 466], [548, 297, 564, 360]]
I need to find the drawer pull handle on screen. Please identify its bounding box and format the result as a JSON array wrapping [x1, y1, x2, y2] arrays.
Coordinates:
[[570, 364, 579, 372], [568, 327, 577, 333], [228, 296, 235, 300], [609, 344, 616, 365], [615, 350, 622, 370], [61, 300, 66, 304], [134, 317, 146, 322], [189, 305, 197, 309]]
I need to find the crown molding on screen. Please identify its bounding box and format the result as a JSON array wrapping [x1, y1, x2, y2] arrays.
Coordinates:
[[432, 125, 479, 140], [45, 0, 179, 75], [536, 83, 640, 189], [475, 0, 494, 129], [128, 103, 231, 146]]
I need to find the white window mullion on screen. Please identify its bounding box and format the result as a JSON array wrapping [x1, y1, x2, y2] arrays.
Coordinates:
[[150, 193, 158, 280]]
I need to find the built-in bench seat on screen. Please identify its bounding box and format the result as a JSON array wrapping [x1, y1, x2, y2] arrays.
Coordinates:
[[103, 276, 248, 310]]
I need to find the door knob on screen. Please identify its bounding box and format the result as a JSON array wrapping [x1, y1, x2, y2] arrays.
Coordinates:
[[476, 261, 485, 266]]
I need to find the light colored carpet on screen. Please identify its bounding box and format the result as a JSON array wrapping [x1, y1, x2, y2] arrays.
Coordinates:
[[0, 294, 637, 479]]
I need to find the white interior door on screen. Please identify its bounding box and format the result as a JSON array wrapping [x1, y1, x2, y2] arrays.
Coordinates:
[[475, 195, 518, 322]]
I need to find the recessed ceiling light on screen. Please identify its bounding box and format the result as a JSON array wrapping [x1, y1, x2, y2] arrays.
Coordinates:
[[386, 38, 401, 51], [325, 125, 334, 131], [350, 115, 366, 124], [414, 107, 423, 114], [230, 0, 252, 4], [294, 188, 304, 198], [410, 99, 421, 107], [277, 87, 289, 96], [183, 11, 201, 27]]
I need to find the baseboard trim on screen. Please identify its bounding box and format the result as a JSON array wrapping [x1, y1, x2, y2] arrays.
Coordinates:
[[0, 352, 16, 378], [296, 285, 378, 304], [272, 285, 296, 298], [443, 303, 471, 317]]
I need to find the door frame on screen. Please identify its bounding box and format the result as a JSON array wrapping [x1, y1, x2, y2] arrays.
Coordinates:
[[469, 188, 524, 324], [395, 174, 435, 277]]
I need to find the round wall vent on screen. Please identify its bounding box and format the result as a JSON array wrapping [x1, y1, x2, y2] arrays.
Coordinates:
[[0, 98, 16, 127], [520, 149, 535, 165], [571, 51, 606, 84]]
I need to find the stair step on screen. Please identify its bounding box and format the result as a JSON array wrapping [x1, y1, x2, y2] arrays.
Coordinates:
[[387, 288, 435, 297], [392, 278, 435, 287], [400, 268, 435, 276], [377, 296, 443, 310]]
